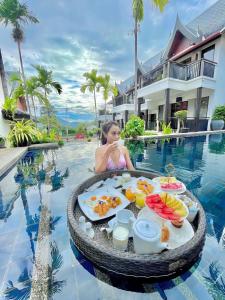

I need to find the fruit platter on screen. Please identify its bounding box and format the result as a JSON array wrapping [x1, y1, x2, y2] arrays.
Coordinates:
[[68, 170, 206, 279], [146, 193, 189, 221], [152, 176, 186, 194]]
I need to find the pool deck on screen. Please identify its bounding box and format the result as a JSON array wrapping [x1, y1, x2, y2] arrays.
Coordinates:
[[0, 143, 59, 179], [0, 147, 27, 178], [136, 129, 225, 140]]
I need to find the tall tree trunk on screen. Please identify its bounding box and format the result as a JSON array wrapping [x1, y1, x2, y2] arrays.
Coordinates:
[[17, 41, 31, 116], [45, 90, 50, 135], [134, 19, 138, 116], [93, 88, 97, 120], [105, 100, 107, 121], [31, 95, 37, 125]]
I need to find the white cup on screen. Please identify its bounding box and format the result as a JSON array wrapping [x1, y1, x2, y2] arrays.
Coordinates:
[[117, 139, 124, 146], [113, 226, 129, 251], [116, 209, 135, 232]]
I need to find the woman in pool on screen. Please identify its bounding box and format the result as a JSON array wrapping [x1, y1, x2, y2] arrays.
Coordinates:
[[95, 121, 135, 173]]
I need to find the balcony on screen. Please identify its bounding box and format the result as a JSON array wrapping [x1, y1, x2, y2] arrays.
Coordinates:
[[138, 59, 216, 98], [141, 59, 216, 87]]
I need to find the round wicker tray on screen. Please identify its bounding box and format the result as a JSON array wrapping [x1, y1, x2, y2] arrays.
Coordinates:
[[67, 170, 206, 279]]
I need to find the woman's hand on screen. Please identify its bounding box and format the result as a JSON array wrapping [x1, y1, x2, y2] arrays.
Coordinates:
[[104, 141, 118, 156]]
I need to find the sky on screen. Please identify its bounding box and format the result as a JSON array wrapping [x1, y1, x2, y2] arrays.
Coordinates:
[[0, 0, 218, 122]]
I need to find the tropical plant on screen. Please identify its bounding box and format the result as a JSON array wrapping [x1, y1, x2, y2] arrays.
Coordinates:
[[10, 73, 48, 123], [2, 96, 17, 119], [161, 121, 172, 134], [124, 115, 145, 138], [203, 262, 225, 299], [174, 110, 187, 133], [212, 105, 225, 122], [26, 76, 49, 122], [7, 119, 41, 146], [33, 65, 62, 133], [80, 69, 101, 119], [0, 136, 5, 147], [132, 0, 168, 114], [0, 0, 39, 114], [98, 74, 118, 119], [125, 139, 144, 166]]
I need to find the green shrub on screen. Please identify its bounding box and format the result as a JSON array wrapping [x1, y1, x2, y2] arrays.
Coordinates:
[[124, 115, 144, 138], [144, 131, 157, 136], [174, 110, 187, 121], [0, 136, 5, 147], [58, 140, 64, 146], [87, 137, 92, 142], [161, 122, 173, 134], [212, 105, 225, 122], [8, 120, 41, 147]]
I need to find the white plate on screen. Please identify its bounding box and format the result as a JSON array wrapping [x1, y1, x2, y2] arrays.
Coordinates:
[[85, 180, 104, 192], [152, 177, 186, 194], [138, 207, 194, 250], [122, 176, 161, 194], [103, 176, 123, 188], [78, 186, 130, 221]]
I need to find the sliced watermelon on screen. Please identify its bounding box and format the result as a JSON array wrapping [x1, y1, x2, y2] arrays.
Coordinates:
[[162, 207, 174, 214]]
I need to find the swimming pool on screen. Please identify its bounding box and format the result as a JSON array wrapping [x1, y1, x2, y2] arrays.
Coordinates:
[[0, 135, 225, 299]]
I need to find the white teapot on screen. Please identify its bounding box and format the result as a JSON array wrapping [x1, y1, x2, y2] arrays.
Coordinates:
[[133, 218, 168, 254]]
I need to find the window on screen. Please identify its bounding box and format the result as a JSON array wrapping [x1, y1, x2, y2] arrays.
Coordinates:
[[171, 101, 188, 117], [200, 97, 209, 118], [201, 45, 215, 61]]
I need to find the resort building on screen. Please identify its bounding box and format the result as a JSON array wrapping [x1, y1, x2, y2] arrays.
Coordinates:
[[0, 50, 30, 138], [0, 50, 10, 137], [113, 0, 225, 131]]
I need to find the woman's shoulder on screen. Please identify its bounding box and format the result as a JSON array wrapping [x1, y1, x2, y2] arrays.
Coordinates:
[[96, 145, 106, 154], [120, 145, 128, 154]]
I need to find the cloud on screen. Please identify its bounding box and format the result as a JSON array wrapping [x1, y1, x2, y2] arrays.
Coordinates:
[[0, 0, 219, 117]]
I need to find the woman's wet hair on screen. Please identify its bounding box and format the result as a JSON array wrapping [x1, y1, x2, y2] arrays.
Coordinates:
[[101, 121, 120, 145]]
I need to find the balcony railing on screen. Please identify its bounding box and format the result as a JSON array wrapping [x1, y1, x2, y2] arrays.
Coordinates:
[[141, 59, 216, 88], [168, 59, 216, 80]]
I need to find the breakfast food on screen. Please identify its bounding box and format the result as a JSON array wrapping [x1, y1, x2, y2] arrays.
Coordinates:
[[160, 182, 183, 191], [91, 196, 122, 217], [161, 225, 170, 242], [171, 219, 184, 228], [94, 201, 110, 217], [159, 177, 177, 184], [146, 193, 188, 221], [137, 179, 154, 195], [125, 188, 136, 202]]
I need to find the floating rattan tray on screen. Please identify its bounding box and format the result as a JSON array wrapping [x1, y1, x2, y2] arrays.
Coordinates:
[[67, 170, 206, 279]]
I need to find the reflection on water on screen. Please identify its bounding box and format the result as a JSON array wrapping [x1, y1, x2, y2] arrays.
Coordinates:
[[1, 139, 225, 299]]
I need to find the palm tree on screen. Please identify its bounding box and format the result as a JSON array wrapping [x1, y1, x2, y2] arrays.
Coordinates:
[[0, 0, 39, 114], [81, 69, 101, 120], [33, 65, 62, 133], [26, 76, 49, 124], [98, 74, 118, 120], [10, 73, 48, 124], [132, 0, 168, 115]]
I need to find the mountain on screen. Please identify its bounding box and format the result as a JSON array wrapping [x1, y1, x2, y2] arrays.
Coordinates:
[[56, 111, 95, 127]]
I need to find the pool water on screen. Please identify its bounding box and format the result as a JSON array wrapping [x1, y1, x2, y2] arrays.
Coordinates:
[[0, 135, 225, 299]]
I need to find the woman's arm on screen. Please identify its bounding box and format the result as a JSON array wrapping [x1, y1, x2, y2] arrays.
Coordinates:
[[95, 147, 109, 173], [95, 143, 121, 173], [124, 147, 135, 171]]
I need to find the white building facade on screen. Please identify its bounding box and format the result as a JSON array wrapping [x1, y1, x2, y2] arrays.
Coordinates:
[[0, 50, 10, 138], [113, 0, 225, 131]]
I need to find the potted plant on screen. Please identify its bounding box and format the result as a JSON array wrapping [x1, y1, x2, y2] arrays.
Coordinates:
[[211, 105, 225, 130], [124, 115, 145, 138], [174, 110, 187, 133], [1, 97, 17, 120]]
